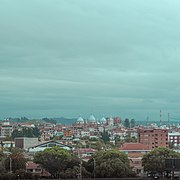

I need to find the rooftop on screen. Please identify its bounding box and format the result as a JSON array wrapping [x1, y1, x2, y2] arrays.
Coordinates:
[[120, 143, 150, 151]]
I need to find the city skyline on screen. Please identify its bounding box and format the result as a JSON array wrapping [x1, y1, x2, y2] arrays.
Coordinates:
[[1, 0, 180, 120]]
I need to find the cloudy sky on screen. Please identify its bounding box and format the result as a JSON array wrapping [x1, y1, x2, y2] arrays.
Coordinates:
[[1, 0, 180, 121]]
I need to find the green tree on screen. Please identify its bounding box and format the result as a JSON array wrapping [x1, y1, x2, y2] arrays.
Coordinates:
[[124, 118, 130, 128], [34, 146, 79, 178], [93, 140, 105, 151], [15, 169, 33, 179], [87, 150, 133, 178], [4, 148, 26, 173], [60, 165, 91, 179], [142, 147, 180, 173], [0, 150, 4, 161], [12, 127, 40, 140], [42, 118, 57, 124], [20, 117, 29, 121], [23, 128, 34, 137], [0, 151, 6, 174], [101, 129, 110, 143], [115, 136, 124, 148], [130, 119, 136, 128], [32, 126, 40, 138], [12, 129, 23, 140]]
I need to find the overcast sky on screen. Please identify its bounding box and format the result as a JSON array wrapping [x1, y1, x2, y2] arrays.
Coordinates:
[[1, 0, 180, 121]]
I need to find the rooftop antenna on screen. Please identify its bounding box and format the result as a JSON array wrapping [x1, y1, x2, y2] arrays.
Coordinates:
[[146, 116, 149, 126], [160, 110, 162, 126], [168, 113, 170, 127]]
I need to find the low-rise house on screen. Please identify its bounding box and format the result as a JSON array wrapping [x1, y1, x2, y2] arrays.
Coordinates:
[[40, 129, 55, 141], [63, 129, 72, 137], [54, 131, 64, 137], [26, 161, 50, 178], [0, 120, 13, 137], [80, 131, 90, 137], [74, 148, 96, 161], [20, 123, 35, 128], [120, 143, 150, 176], [0, 141, 15, 148]]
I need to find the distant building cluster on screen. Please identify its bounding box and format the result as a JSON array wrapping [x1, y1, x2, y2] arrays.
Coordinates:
[[0, 115, 180, 176]]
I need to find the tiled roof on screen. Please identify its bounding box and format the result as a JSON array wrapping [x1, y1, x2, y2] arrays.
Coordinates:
[[26, 161, 41, 169], [120, 143, 150, 151]]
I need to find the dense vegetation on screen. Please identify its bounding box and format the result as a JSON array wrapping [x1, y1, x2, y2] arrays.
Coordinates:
[[142, 147, 180, 173]]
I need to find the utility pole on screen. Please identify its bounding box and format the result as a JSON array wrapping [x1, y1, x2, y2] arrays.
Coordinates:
[[168, 113, 170, 128], [78, 147, 82, 180], [10, 157, 12, 173], [93, 158, 96, 178], [171, 158, 175, 180], [146, 116, 149, 126]]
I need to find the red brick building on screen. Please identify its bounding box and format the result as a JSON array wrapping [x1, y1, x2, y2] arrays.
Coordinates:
[[138, 128, 168, 150]]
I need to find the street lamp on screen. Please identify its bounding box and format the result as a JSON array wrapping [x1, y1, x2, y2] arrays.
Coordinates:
[[4, 151, 12, 173], [9, 156, 12, 173]]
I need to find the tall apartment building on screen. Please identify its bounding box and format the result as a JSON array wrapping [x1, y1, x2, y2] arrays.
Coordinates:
[[138, 128, 168, 150]]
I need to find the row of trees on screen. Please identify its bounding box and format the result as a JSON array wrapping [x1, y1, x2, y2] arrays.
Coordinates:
[[142, 147, 180, 173], [11, 127, 40, 140], [124, 118, 136, 128], [34, 147, 135, 178], [34, 146, 180, 178], [1, 146, 180, 179], [0, 148, 33, 179]]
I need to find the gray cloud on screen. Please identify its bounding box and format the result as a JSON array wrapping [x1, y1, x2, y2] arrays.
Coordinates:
[[0, 0, 180, 120]]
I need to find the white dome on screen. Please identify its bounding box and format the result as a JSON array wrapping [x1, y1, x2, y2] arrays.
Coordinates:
[[76, 116, 84, 124], [100, 117, 106, 123], [88, 114, 96, 123]]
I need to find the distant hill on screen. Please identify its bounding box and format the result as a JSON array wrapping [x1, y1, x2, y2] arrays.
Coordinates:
[[1, 117, 179, 126], [0, 117, 76, 125], [52, 117, 76, 125]]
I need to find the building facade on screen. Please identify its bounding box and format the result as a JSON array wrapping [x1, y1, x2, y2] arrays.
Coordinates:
[[120, 143, 150, 175], [138, 128, 168, 150], [168, 132, 180, 147], [0, 120, 13, 137], [15, 137, 38, 150]]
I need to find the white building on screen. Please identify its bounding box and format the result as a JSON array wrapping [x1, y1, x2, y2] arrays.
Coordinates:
[[168, 132, 180, 147], [28, 140, 72, 153], [0, 120, 13, 137]]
